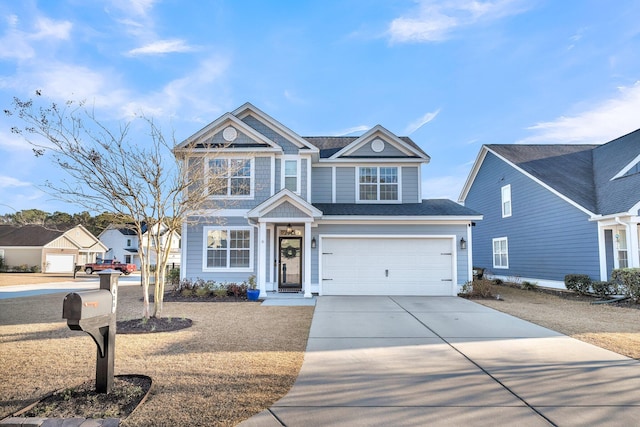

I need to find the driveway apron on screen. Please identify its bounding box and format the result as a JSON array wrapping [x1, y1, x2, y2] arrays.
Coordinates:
[[240, 296, 640, 426]]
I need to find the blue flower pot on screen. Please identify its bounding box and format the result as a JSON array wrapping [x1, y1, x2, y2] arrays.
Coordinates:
[[247, 289, 260, 301]]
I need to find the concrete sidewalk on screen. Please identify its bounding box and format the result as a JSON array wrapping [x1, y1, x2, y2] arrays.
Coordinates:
[[241, 296, 640, 426]]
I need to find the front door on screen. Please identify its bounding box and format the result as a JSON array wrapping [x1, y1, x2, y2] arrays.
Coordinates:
[[279, 237, 302, 292]]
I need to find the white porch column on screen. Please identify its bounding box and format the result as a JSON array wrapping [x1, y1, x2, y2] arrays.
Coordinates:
[[258, 222, 267, 298], [304, 221, 312, 298], [628, 219, 640, 268]]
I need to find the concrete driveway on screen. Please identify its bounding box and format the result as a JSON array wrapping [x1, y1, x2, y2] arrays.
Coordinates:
[[241, 296, 640, 426]]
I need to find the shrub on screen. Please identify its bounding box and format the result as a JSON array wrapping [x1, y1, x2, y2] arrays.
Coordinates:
[[521, 281, 537, 291], [564, 274, 592, 295], [492, 278, 504, 286], [228, 282, 247, 298], [592, 281, 619, 298], [213, 283, 228, 298], [611, 268, 640, 303], [460, 279, 494, 298], [167, 268, 180, 286]]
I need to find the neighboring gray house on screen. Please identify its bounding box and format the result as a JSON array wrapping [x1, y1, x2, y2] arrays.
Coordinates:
[[175, 103, 481, 298], [459, 129, 640, 289], [0, 224, 106, 273]]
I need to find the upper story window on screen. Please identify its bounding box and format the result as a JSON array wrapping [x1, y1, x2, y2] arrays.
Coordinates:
[[126, 239, 132, 247], [492, 237, 509, 269], [358, 167, 399, 202], [208, 158, 253, 198], [283, 158, 299, 193], [501, 184, 512, 218]]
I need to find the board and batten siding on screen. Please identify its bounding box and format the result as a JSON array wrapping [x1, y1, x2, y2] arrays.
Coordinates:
[[184, 216, 257, 283], [309, 223, 469, 286], [465, 152, 599, 282], [311, 167, 332, 203]]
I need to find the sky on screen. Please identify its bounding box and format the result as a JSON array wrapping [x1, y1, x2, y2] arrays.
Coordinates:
[[1, 0, 640, 215]]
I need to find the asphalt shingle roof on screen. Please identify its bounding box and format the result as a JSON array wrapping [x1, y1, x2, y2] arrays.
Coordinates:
[[303, 136, 427, 159], [487, 128, 640, 215], [313, 199, 481, 217], [0, 225, 65, 246]]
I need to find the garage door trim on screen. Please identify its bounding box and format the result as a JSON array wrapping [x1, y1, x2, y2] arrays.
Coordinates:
[[319, 234, 457, 296]]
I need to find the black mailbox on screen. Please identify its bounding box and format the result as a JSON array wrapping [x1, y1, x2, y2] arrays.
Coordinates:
[[62, 270, 119, 394], [63, 289, 114, 328]]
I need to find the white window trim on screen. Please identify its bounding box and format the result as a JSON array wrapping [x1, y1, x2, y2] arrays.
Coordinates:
[[501, 184, 512, 218], [280, 156, 301, 195], [492, 237, 509, 269], [203, 226, 254, 272], [207, 157, 255, 199], [356, 166, 402, 204]]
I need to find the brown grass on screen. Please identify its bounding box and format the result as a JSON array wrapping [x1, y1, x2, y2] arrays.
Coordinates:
[[475, 284, 640, 359], [2, 279, 640, 425], [0, 272, 85, 286], [0, 285, 313, 426]]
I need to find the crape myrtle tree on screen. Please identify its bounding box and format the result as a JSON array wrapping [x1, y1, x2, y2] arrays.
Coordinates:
[[5, 92, 239, 318]]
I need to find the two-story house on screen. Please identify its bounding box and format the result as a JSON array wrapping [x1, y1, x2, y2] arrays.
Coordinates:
[[99, 223, 181, 269], [176, 103, 482, 298], [459, 129, 640, 288]]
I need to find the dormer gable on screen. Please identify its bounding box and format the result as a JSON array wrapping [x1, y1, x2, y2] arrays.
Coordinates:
[[328, 125, 430, 163], [175, 112, 282, 154], [233, 102, 319, 153]]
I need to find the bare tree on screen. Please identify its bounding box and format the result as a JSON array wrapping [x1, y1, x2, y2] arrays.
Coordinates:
[[5, 92, 236, 318]]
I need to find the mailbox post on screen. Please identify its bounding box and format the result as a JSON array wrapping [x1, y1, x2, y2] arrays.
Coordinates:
[[62, 269, 120, 393]]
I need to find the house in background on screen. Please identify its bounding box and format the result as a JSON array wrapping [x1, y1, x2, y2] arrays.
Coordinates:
[[0, 224, 107, 273], [99, 223, 181, 269], [175, 103, 482, 298], [459, 129, 640, 289]]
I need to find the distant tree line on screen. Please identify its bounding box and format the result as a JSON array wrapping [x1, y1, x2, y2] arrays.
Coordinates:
[[0, 209, 125, 237]]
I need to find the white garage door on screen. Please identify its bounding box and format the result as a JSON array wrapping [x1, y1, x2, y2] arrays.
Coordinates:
[[321, 237, 455, 296], [45, 254, 75, 273]]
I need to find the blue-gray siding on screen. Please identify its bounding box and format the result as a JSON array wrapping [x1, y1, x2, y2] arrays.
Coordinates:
[[465, 152, 600, 281], [311, 167, 332, 203], [242, 115, 300, 154], [402, 167, 419, 203], [351, 141, 407, 157], [336, 167, 355, 203], [263, 201, 309, 218], [184, 216, 257, 283]]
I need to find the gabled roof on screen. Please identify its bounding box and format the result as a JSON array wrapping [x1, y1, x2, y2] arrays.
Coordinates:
[[247, 189, 323, 220], [459, 128, 640, 216], [310, 125, 429, 161], [0, 224, 65, 246], [314, 199, 481, 218], [0, 224, 107, 252]]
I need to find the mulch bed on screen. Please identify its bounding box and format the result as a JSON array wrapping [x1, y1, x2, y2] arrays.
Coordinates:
[[117, 317, 193, 334], [17, 375, 152, 420]]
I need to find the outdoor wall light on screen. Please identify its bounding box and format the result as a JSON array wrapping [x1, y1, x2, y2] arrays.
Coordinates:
[[286, 223, 293, 234], [460, 237, 467, 250], [311, 237, 317, 249]]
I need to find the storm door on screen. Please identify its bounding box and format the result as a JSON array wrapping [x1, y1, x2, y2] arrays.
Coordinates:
[[278, 237, 302, 292]]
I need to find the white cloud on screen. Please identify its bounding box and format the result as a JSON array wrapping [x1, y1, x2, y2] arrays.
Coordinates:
[[388, 0, 529, 43], [0, 14, 72, 60], [422, 174, 468, 200], [127, 39, 195, 56], [405, 109, 441, 134], [334, 125, 370, 136], [0, 175, 31, 188], [520, 81, 640, 144]]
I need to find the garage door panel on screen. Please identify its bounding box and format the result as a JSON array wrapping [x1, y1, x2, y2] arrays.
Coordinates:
[[321, 237, 454, 296], [45, 254, 75, 273]]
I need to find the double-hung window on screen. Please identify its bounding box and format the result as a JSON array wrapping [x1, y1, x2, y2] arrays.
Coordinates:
[[358, 167, 399, 202], [501, 185, 512, 218], [282, 158, 299, 193], [208, 158, 253, 197], [492, 237, 509, 269], [204, 227, 253, 271]]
